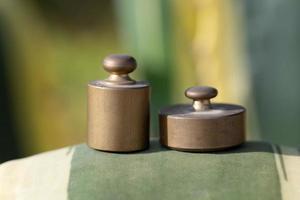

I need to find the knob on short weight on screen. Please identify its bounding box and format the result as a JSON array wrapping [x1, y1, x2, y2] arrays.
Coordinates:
[[185, 86, 218, 111], [103, 54, 137, 85]]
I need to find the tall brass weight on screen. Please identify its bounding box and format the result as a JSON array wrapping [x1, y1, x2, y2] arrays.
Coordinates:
[[87, 54, 150, 152]]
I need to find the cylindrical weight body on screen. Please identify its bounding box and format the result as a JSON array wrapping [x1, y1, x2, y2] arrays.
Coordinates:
[[87, 83, 149, 152], [159, 106, 245, 152]]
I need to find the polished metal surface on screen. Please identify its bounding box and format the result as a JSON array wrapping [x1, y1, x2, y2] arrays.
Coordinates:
[[103, 54, 137, 85], [185, 86, 218, 111], [159, 86, 245, 152], [87, 54, 150, 152]]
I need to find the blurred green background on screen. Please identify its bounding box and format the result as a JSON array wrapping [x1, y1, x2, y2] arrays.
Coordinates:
[[0, 0, 300, 162]]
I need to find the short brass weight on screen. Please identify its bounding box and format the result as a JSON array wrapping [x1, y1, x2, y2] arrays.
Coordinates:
[[87, 54, 150, 152], [159, 86, 245, 152]]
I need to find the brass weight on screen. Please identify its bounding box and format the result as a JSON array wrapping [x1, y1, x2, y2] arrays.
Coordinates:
[[159, 86, 245, 152], [87, 54, 150, 152]]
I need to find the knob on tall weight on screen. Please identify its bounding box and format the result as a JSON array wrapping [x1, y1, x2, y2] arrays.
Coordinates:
[[103, 54, 137, 85]]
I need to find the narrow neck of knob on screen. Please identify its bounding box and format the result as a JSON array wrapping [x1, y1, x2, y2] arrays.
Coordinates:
[[193, 99, 211, 111], [105, 74, 135, 85]]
